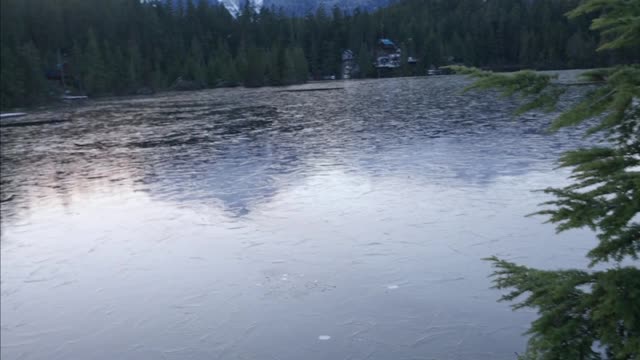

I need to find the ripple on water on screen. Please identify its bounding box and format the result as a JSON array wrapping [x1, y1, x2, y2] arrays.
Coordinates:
[[1, 76, 598, 360]]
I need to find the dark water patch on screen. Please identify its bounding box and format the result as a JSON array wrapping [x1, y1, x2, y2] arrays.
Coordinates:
[[127, 135, 212, 149]]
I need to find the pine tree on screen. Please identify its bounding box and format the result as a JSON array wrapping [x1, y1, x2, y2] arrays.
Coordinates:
[[519, 29, 534, 66], [127, 39, 143, 91], [212, 42, 240, 87], [357, 43, 373, 78], [104, 44, 125, 94], [185, 38, 206, 86], [450, 1, 640, 358], [206, 54, 221, 88], [267, 47, 285, 86], [221, 58, 240, 87], [280, 48, 295, 85], [243, 46, 266, 87], [68, 41, 86, 94], [17, 42, 48, 105], [84, 29, 108, 95], [292, 47, 309, 83], [0, 46, 24, 109], [0, 0, 634, 109]]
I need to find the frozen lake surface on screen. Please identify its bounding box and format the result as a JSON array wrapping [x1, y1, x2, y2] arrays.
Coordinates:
[[1, 76, 597, 360]]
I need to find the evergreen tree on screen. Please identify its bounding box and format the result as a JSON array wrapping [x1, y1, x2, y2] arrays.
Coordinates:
[[68, 41, 86, 94], [127, 39, 143, 90], [292, 47, 309, 83], [1, 0, 636, 109], [243, 46, 266, 87], [105, 44, 125, 94], [357, 43, 373, 78], [206, 54, 222, 88], [84, 29, 108, 95], [17, 42, 48, 105], [451, 1, 640, 358], [185, 38, 206, 85], [0, 46, 24, 109], [267, 47, 286, 85], [280, 48, 294, 84], [221, 58, 240, 87]]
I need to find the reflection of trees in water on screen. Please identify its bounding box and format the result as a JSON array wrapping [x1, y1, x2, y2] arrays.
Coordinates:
[[141, 129, 304, 217], [128, 103, 307, 217], [336, 79, 586, 186], [0, 101, 294, 220], [0, 77, 589, 220]]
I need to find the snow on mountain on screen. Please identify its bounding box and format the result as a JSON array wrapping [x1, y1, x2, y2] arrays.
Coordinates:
[[220, 0, 393, 17], [150, 0, 390, 17], [219, 0, 263, 17], [263, 0, 394, 15]]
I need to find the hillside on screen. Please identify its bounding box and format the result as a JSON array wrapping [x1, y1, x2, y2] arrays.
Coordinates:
[[2, 0, 638, 109]]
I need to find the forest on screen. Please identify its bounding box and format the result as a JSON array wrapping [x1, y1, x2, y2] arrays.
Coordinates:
[[1, 0, 638, 109]]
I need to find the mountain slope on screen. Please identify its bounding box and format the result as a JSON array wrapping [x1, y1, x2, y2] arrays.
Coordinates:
[[218, 0, 263, 16], [219, 0, 394, 16]]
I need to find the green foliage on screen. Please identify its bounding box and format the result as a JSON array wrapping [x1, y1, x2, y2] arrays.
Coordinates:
[[244, 46, 266, 87], [3, 0, 635, 110], [448, 66, 563, 114], [487, 258, 640, 360], [357, 43, 374, 78], [567, 0, 640, 51], [127, 39, 144, 90], [292, 47, 310, 83], [0, 42, 49, 107], [84, 29, 108, 95], [0, 46, 24, 109], [452, 1, 639, 359]]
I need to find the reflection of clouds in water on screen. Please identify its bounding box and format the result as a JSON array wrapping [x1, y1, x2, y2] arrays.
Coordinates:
[[0, 76, 589, 221], [0, 76, 599, 360]]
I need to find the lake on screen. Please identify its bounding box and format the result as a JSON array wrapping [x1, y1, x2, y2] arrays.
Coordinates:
[[1, 76, 597, 360]]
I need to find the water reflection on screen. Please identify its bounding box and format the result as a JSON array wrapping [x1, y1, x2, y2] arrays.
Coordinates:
[[1, 77, 588, 219], [1, 76, 596, 360]]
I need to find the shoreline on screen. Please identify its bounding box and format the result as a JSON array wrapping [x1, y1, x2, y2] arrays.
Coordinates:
[[0, 68, 599, 116]]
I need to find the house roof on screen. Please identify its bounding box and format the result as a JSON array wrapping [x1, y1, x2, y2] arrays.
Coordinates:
[[379, 38, 395, 46]]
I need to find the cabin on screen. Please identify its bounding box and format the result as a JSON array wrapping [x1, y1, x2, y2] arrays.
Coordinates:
[[375, 38, 401, 69], [341, 49, 359, 79]]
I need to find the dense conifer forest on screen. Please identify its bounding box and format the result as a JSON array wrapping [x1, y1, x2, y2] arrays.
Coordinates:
[[1, 0, 638, 109]]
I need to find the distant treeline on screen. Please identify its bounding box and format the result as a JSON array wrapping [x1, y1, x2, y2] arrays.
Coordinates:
[[1, 0, 638, 109]]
